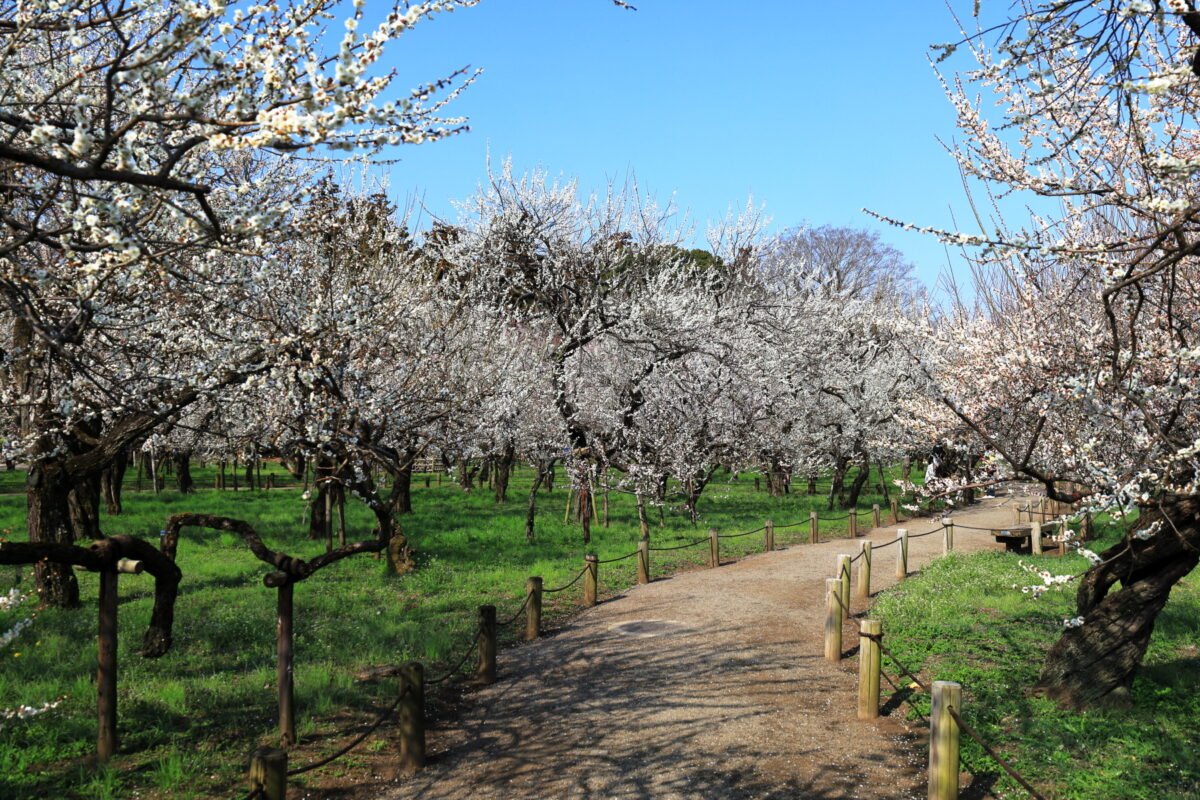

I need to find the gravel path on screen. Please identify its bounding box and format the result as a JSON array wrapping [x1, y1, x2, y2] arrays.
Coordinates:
[[372, 494, 1028, 800]]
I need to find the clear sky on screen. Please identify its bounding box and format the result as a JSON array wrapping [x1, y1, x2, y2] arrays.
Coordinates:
[[373, 1, 977, 294]]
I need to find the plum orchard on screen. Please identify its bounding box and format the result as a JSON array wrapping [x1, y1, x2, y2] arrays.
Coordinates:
[[884, 0, 1200, 706]]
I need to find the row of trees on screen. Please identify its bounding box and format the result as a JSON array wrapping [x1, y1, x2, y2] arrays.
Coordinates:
[[0, 3, 928, 599]]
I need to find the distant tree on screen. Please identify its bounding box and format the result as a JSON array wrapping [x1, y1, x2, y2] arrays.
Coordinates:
[[767, 225, 920, 302]]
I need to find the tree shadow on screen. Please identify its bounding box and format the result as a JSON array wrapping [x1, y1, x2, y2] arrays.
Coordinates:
[[290, 620, 930, 800]]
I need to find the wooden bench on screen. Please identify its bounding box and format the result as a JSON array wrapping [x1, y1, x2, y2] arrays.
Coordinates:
[[992, 525, 1033, 554]]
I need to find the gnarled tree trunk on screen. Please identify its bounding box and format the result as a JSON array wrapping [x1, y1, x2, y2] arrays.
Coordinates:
[[174, 450, 194, 494], [524, 460, 549, 542], [100, 454, 127, 515], [494, 444, 515, 503], [843, 455, 870, 510], [1036, 503, 1200, 707]]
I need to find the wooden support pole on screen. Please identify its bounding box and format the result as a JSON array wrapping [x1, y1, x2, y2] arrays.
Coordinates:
[[836, 554, 852, 617], [764, 519, 775, 552], [1032, 521, 1043, 555], [928, 681, 963, 800], [872, 504, 881, 528], [397, 663, 426, 773], [810, 511, 819, 544], [583, 554, 599, 606], [476, 605, 497, 684], [97, 568, 118, 762], [248, 747, 287, 800], [824, 578, 842, 661], [116, 558, 143, 574], [526, 577, 543, 640], [709, 527, 719, 568], [896, 529, 908, 580], [849, 512, 858, 538], [856, 540, 872, 600], [858, 619, 882, 719], [890, 499, 900, 524], [636, 540, 650, 585], [943, 518, 954, 554], [277, 582, 296, 747]]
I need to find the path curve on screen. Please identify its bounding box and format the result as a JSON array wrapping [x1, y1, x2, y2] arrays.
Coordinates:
[[371, 493, 1030, 800]]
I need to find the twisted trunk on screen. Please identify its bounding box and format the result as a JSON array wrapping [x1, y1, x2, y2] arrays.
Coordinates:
[[494, 444, 515, 503], [174, 451, 194, 494], [1036, 502, 1200, 707], [525, 460, 549, 542], [843, 455, 870, 510], [100, 454, 127, 515]]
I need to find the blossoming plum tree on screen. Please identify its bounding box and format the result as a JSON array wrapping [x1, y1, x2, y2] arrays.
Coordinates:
[[893, 0, 1200, 705]]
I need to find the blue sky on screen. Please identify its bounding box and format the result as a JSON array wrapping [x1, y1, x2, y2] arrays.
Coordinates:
[[374, 1, 978, 293]]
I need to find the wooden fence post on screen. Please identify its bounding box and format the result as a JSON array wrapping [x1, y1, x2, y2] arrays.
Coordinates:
[[849, 512, 858, 539], [636, 540, 650, 584], [583, 554, 599, 606], [858, 619, 882, 719], [97, 567, 118, 762], [764, 519, 774, 552], [248, 747, 287, 800], [824, 578, 842, 661], [895, 529, 908, 580], [1032, 521, 1043, 555], [929, 680, 963, 800], [810, 512, 819, 544], [709, 527, 719, 568], [872, 504, 881, 528], [856, 540, 872, 600], [477, 605, 497, 684], [836, 554, 852, 617], [890, 499, 900, 524], [808, 476, 816, 495], [943, 518, 954, 554], [397, 662, 425, 773], [526, 577, 543, 640], [277, 581, 296, 747]]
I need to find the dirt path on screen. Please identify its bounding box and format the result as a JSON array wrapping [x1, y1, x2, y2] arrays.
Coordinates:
[[369, 494, 1028, 800]]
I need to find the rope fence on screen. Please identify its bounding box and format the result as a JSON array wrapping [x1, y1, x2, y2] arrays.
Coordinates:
[[497, 592, 533, 627], [286, 689, 409, 776], [542, 566, 589, 594], [426, 627, 484, 685], [818, 523, 1050, 800], [647, 537, 708, 552]]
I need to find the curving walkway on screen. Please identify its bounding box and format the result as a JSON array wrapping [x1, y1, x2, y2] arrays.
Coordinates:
[[371, 494, 1028, 800]]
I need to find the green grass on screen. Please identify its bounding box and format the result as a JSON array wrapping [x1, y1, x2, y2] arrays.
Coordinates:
[[871, 519, 1200, 799], [0, 463, 914, 799]]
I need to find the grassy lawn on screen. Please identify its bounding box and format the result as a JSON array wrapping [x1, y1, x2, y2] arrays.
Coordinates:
[[0, 464, 910, 799], [871, 518, 1199, 799]]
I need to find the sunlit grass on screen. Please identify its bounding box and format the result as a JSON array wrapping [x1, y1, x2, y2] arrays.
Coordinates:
[[872, 519, 1199, 799]]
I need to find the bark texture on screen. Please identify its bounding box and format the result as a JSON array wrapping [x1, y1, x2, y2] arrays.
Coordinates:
[[1036, 503, 1200, 707]]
